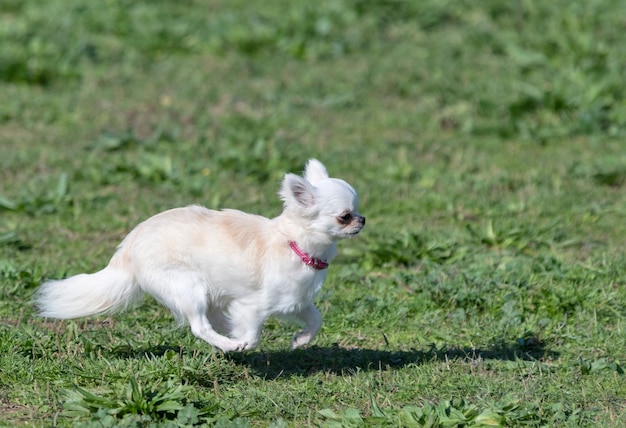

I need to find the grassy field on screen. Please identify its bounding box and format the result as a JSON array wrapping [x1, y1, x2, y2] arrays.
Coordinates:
[[2, 0, 626, 426]]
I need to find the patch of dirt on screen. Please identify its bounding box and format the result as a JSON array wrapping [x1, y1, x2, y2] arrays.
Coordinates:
[[0, 396, 37, 425]]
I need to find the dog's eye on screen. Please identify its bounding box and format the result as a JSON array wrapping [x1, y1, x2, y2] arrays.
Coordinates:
[[338, 213, 353, 224]]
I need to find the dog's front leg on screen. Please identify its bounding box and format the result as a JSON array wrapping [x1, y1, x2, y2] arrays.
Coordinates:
[[291, 304, 322, 349]]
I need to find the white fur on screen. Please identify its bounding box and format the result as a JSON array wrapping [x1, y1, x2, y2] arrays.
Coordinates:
[[35, 159, 365, 352]]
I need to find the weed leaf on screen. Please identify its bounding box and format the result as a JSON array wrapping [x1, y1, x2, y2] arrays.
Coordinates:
[[0, 195, 17, 211]]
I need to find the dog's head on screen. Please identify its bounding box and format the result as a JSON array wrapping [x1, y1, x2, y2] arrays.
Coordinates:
[[279, 159, 365, 240]]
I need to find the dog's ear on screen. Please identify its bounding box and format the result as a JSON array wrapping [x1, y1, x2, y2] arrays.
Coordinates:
[[304, 159, 329, 186], [280, 173, 316, 208]]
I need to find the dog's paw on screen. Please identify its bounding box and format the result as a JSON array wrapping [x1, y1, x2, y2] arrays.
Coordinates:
[[216, 341, 249, 353], [291, 331, 313, 349], [235, 342, 251, 352]]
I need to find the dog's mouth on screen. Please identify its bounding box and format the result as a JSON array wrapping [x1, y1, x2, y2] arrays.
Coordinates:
[[344, 226, 364, 237], [336, 215, 365, 238]]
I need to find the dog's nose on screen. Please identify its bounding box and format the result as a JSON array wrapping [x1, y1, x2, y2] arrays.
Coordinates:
[[360, 215, 366, 225]]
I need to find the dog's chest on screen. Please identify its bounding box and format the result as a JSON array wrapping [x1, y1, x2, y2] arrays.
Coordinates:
[[268, 269, 327, 313]]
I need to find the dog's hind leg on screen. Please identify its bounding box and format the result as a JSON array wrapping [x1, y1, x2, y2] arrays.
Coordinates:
[[206, 308, 231, 336], [180, 291, 248, 352], [143, 273, 247, 352], [187, 311, 247, 352], [225, 301, 264, 351]]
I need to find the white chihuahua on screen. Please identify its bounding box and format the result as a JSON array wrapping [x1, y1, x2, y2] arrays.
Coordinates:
[[35, 159, 365, 352]]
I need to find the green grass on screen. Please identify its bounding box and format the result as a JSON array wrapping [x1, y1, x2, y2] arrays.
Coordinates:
[[2, 0, 626, 426]]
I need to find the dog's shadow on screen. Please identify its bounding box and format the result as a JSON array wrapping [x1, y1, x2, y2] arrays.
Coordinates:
[[227, 340, 559, 379], [108, 337, 558, 380]]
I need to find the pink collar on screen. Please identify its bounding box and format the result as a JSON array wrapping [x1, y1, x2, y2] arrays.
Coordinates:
[[289, 241, 329, 270]]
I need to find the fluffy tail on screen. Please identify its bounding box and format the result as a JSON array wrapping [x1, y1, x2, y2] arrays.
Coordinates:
[[35, 267, 140, 319]]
